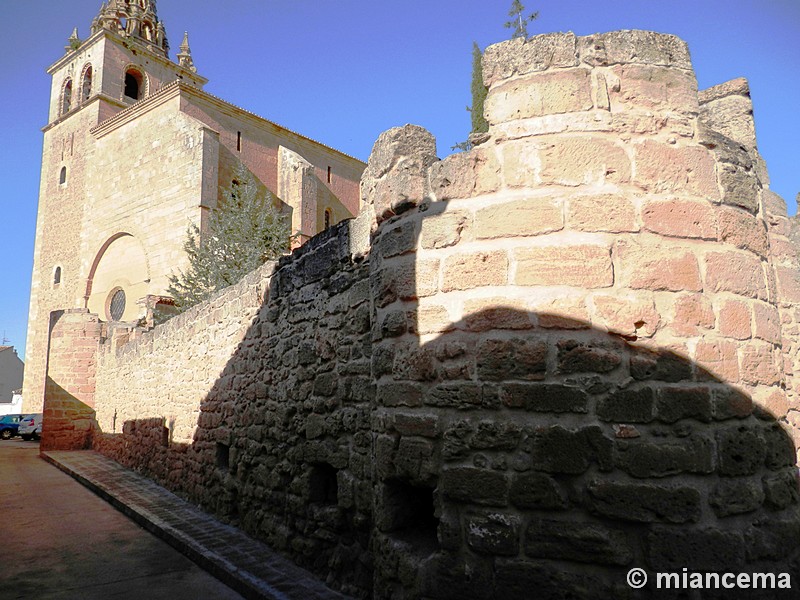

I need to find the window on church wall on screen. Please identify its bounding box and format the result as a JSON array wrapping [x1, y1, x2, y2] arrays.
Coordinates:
[[81, 65, 93, 101], [324, 208, 333, 230], [124, 68, 144, 101], [107, 287, 127, 321], [59, 166, 67, 185], [53, 266, 62, 287], [61, 78, 73, 115]]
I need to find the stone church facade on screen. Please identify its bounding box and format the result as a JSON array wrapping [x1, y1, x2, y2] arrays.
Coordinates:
[[23, 0, 365, 412]]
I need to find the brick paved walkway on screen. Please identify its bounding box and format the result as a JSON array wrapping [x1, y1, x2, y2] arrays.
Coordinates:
[[42, 450, 352, 600]]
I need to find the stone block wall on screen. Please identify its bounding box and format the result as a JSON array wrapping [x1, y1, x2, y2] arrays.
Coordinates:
[[41, 309, 102, 451], [47, 29, 800, 599]]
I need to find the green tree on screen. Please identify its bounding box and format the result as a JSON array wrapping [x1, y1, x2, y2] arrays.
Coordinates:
[[166, 162, 291, 314], [451, 42, 488, 152], [504, 0, 539, 40]]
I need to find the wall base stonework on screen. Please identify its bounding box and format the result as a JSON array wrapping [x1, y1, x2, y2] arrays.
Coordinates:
[[38, 30, 800, 599]]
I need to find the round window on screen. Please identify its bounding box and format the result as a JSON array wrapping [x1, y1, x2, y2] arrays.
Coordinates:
[[108, 288, 126, 321]]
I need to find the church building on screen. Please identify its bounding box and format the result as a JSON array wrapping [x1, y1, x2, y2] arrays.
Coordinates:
[[23, 0, 366, 411]]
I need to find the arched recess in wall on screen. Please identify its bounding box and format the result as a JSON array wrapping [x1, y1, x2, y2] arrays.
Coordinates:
[[61, 78, 73, 115], [123, 66, 147, 101], [80, 63, 93, 102], [85, 233, 151, 322]]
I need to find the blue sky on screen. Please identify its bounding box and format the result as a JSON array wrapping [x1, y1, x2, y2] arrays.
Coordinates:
[[1, 0, 798, 359]]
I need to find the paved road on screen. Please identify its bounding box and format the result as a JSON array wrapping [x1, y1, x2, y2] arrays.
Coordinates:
[[0, 440, 243, 600]]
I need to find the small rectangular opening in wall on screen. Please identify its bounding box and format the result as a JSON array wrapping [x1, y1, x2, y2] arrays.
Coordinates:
[[383, 479, 439, 554], [216, 442, 230, 471], [309, 462, 338, 505], [327, 165, 332, 183], [236, 131, 242, 152]]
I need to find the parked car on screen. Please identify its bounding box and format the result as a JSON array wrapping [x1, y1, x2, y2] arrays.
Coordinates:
[[18, 414, 42, 441], [0, 414, 24, 440]]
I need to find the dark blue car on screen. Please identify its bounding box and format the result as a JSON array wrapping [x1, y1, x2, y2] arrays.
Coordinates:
[[0, 414, 24, 440]]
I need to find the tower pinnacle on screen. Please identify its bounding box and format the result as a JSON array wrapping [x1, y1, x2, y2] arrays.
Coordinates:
[[176, 31, 197, 73], [90, 0, 169, 58]]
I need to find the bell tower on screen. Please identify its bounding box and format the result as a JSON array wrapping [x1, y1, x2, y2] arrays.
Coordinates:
[[23, 1, 207, 412]]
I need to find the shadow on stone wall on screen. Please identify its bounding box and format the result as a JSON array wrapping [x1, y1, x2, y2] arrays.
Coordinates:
[[89, 204, 800, 599]]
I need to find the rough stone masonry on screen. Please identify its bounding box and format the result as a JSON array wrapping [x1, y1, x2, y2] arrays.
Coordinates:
[[42, 30, 800, 599]]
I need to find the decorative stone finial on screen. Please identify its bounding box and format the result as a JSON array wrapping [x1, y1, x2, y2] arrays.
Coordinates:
[[176, 32, 197, 73], [65, 27, 81, 53]]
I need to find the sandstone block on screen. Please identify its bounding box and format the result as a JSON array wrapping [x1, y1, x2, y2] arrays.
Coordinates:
[[717, 206, 769, 257], [510, 472, 568, 510], [587, 479, 702, 523], [704, 251, 767, 300], [695, 339, 740, 382], [442, 251, 508, 292], [441, 467, 509, 506], [718, 163, 759, 213], [515, 244, 613, 288], [556, 338, 622, 374], [763, 471, 800, 510], [592, 293, 660, 337], [776, 266, 800, 303], [671, 293, 714, 336], [524, 519, 632, 565], [709, 479, 764, 517], [716, 425, 766, 476], [537, 297, 591, 329], [608, 64, 698, 114], [614, 435, 714, 478], [429, 147, 501, 201], [532, 426, 612, 474], [641, 198, 717, 239], [465, 512, 521, 556], [539, 137, 631, 187], [360, 124, 437, 223], [597, 387, 655, 423], [655, 386, 712, 423], [578, 30, 692, 69], [616, 241, 701, 292], [482, 33, 579, 87], [630, 348, 693, 382], [477, 338, 547, 381], [475, 197, 563, 239], [567, 194, 638, 233], [633, 140, 719, 198], [646, 528, 745, 572], [486, 68, 592, 124], [739, 342, 780, 386], [717, 298, 752, 340], [419, 210, 472, 249], [413, 304, 454, 335], [501, 383, 588, 413], [462, 297, 532, 331]]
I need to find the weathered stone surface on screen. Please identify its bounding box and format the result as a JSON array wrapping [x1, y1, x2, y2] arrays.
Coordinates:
[[567, 193, 638, 233], [486, 68, 592, 123], [501, 383, 588, 413], [429, 147, 501, 201], [762, 471, 800, 510], [633, 140, 718, 198], [477, 338, 547, 381], [716, 425, 767, 476], [615, 435, 714, 478], [360, 124, 437, 223], [598, 387, 655, 423], [642, 198, 717, 239], [709, 479, 765, 517], [419, 210, 472, 249], [515, 244, 613, 288], [441, 467, 509, 506], [578, 30, 692, 69], [524, 519, 633, 565], [510, 472, 569, 509], [442, 250, 508, 292], [609, 64, 698, 114], [655, 386, 712, 423], [587, 479, 702, 523], [539, 137, 631, 187], [465, 512, 521, 556], [646, 528, 746, 571], [532, 426, 612, 474], [475, 197, 563, 239], [616, 240, 701, 292], [482, 32, 579, 87], [556, 339, 622, 374]]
